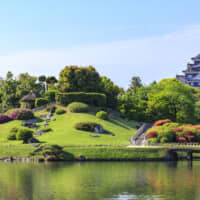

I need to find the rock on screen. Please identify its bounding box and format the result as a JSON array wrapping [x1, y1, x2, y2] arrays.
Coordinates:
[[34, 130, 44, 136], [94, 125, 105, 134], [28, 137, 40, 143], [78, 154, 85, 160], [45, 155, 58, 161], [90, 135, 100, 137], [43, 122, 48, 126], [21, 122, 37, 128], [30, 143, 40, 148], [39, 114, 48, 118], [27, 119, 40, 123], [51, 117, 56, 121]]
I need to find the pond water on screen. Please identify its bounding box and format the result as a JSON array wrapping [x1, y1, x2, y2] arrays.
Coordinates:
[[0, 161, 200, 200]]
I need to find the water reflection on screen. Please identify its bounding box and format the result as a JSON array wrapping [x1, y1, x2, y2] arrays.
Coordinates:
[[0, 161, 199, 200]]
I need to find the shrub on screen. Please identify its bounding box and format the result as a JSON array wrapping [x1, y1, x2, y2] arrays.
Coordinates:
[[160, 137, 168, 143], [45, 90, 58, 102], [176, 136, 187, 143], [194, 125, 200, 131], [56, 92, 106, 107], [7, 132, 16, 140], [56, 109, 66, 115], [46, 105, 57, 112], [40, 127, 52, 132], [10, 127, 19, 133], [0, 114, 10, 124], [154, 119, 172, 127], [148, 138, 159, 144], [75, 122, 100, 132], [147, 131, 158, 138], [186, 135, 196, 142], [171, 127, 182, 132], [183, 130, 194, 136], [16, 128, 33, 143], [35, 98, 49, 107], [68, 102, 89, 113], [96, 111, 109, 120], [8, 108, 34, 120]]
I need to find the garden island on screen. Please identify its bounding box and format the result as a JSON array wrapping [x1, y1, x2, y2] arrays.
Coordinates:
[[1, 58, 200, 162]]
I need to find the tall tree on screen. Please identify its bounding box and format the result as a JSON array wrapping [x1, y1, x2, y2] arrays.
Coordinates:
[[128, 76, 142, 94], [57, 66, 102, 92], [1, 71, 18, 111], [46, 76, 57, 90]]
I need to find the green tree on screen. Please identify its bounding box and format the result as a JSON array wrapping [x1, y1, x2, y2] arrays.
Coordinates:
[[57, 66, 102, 92], [1, 71, 18, 111], [101, 76, 120, 108], [46, 76, 57, 90], [16, 73, 42, 98], [128, 76, 142, 94]]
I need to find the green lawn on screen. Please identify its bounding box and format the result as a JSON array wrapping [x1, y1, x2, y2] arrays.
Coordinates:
[[0, 105, 139, 148]]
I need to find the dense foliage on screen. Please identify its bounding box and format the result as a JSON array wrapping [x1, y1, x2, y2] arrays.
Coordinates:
[[147, 120, 200, 143], [45, 90, 58, 102], [56, 92, 106, 107], [56, 109, 66, 115], [119, 78, 197, 123], [35, 98, 49, 107], [75, 122, 100, 132], [16, 128, 33, 143], [0, 114, 10, 124], [57, 66, 102, 92], [96, 111, 109, 120], [8, 108, 34, 120], [67, 102, 89, 113]]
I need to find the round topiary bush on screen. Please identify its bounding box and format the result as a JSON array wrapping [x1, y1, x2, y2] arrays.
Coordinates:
[[56, 109, 66, 115], [0, 114, 10, 124], [7, 132, 16, 140], [8, 108, 34, 120], [16, 128, 33, 143], [75, 122, 100, 132], [67, 102, 89, 113], [96, 111, 109, 120]]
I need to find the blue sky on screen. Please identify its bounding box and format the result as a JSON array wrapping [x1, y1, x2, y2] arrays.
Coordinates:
[[1, 0, 200, 88]]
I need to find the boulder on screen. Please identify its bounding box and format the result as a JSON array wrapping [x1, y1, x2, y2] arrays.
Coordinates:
[[94, 125, 105, 134], [28, 137, 40, 143]]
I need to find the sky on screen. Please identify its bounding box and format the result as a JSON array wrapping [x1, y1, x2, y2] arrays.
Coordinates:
[[1, 0, 200, 88]]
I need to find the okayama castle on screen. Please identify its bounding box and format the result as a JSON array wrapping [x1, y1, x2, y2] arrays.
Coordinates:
[[176, 54, 200, 87]]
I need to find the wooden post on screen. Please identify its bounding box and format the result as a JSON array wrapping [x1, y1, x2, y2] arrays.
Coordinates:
[[187, 152, 193, 161]]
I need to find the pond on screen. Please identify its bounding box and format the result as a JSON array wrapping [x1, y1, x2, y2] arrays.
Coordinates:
[[0, 161, 200, 200]]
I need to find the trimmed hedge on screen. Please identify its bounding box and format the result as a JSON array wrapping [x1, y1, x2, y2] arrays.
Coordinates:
[[56, 92, 106, 106], [8, 108, 34, 120], [35, 98, 49, 107], [67, 102, 89, 113], [45, 90, 58, 102], [96, 111, 109, 120], [75, 122, 100, 132]]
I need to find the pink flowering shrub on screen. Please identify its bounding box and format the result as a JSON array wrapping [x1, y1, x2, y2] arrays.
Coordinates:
[[0, 114, 10, 124], [171, 127, 182, 133], [8, 108, 34, 120], [176, 136, 187, 143]]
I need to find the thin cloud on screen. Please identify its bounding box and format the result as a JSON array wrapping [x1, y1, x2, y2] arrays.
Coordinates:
[[0, 25, 200, 88]]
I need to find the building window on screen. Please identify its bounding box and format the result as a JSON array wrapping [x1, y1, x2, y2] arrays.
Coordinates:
[[190, 82, 194, 86]]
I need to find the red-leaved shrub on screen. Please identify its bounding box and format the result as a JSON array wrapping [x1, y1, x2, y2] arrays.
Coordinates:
[[0, 114, 10, 124], [8, 108, 34, 120], [183, 130, 193, 136], [154, 119, 171, 127], [176, 136, 187, 143], [194, 125, 200, 131], [171, 127, 182, 133], [147, 131, 158, 138], [185, 135, 196, 142]]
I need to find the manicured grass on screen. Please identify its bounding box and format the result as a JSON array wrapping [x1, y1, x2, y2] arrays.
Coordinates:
[[34, 106, 139, 146], [63, 147, 168, 160]]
